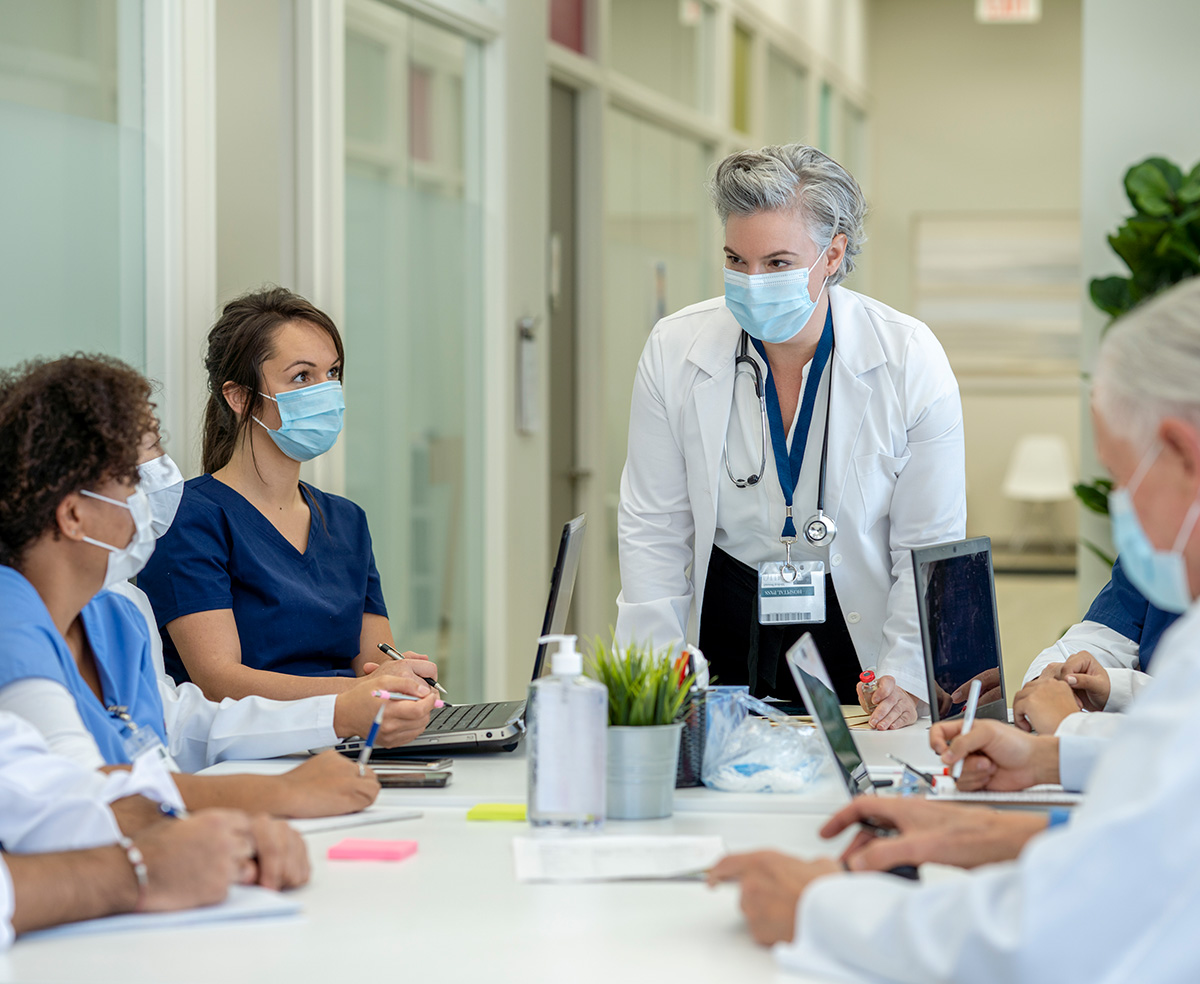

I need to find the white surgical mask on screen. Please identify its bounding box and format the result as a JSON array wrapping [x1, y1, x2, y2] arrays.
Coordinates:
[[138, 453, 184, 538], [80, 486, 156, 589]]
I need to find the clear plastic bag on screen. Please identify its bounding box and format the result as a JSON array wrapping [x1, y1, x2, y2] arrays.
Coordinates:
[[701, 686, 830, 793]]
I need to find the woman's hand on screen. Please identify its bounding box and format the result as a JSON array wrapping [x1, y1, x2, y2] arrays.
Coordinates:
[[1058, 651, 1112, 712], [335, 670, 438, 747], [1012, 667, 1083, 734], [271, 749, 381, 818], [820, 796, 1045, 871], [359, 652, 439, 684], [858, 675, 918, 730], [706, 851, 841, 945], [931, 718, 1059, 791]]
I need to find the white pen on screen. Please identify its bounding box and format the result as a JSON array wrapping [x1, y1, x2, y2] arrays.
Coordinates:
[[952, 678, 983, 781]]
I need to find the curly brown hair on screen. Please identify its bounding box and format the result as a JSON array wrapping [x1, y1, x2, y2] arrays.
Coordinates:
[[0, 354, 153, 568]]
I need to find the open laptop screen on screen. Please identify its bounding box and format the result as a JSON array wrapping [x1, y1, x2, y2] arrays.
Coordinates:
[[912, 537, 1007, 724], [530, 514, 586, 681], [785, 635, 874, 798]]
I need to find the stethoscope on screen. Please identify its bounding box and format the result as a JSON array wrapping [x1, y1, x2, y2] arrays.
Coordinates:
[[722, 331, 838, 547]]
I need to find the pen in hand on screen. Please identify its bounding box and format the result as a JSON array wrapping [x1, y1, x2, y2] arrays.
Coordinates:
[[377, 642, 450, 702], [952, 678, 983, 781], [357, 704, 386, 776]]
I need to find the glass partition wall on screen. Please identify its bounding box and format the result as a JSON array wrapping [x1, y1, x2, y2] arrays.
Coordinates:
[[0, 0, 145, 367], [343, 0, 485, 699]]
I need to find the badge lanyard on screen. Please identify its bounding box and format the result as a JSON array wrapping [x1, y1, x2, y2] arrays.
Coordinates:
[[749, 308, 834, 566], [750, 309, 835, 626]]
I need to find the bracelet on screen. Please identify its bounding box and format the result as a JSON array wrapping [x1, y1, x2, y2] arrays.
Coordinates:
[[118, 836, 149, 911]]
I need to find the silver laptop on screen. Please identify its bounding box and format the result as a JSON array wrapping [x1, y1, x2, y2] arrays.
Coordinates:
[[338, 514, 586, 756], [784, 634, 875, 798], [911, 537, 1008, 725]]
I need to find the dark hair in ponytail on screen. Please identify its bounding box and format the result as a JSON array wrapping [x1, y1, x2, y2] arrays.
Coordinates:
[[201, 287, 345, 474]]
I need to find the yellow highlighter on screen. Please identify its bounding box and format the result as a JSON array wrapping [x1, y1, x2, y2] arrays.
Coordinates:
[[467, 803, 527, 822]]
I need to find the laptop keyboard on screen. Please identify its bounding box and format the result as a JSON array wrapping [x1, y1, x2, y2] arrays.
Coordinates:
[[426, 700, 522, 734]]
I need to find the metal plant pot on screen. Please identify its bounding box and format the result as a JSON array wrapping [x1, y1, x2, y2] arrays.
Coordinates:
[[606, 723, 684, 820]]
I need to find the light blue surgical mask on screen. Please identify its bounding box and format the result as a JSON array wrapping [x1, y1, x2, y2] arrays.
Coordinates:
[[723, 253, 829, 344], [1109, 444, 1200, 614], [254, 380, 345, 462]]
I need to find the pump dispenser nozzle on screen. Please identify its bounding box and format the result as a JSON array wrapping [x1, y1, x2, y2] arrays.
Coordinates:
[[538, 634, 581, 676]]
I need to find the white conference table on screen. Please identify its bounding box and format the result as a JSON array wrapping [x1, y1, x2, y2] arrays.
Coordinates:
[[0, 721, 948, 984]]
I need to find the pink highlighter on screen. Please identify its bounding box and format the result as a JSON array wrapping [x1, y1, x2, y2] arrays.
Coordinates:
[[327, 838, 418, 862]]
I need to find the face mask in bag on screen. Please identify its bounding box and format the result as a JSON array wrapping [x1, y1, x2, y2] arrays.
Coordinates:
[[254, 380, 345, 461], [1109, 446, 1200, 614], [723, 254, 829, 345], [138, 452, 184, 538], [80, 485, 157, 589]]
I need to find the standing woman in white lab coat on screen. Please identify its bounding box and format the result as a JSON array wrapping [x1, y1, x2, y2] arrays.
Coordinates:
[[615, 145, 965, 730]]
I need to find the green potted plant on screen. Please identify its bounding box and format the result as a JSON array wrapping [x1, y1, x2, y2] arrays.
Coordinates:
[[588, 639, 694, 820], [1075, 155, 1200, 563]]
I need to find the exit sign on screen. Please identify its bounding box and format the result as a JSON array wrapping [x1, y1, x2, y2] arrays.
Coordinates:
[[976, 0, 1042, 22]]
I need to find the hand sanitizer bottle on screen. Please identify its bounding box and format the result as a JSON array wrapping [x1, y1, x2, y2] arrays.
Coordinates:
[[527, 634, 607, 828]]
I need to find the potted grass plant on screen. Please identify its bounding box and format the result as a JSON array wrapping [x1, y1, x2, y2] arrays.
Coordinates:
[[588, 639, 694, 820]]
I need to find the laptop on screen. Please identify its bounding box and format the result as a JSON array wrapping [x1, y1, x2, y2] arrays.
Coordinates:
[[337, 514, 586, 757], [785, 635, 919, 879], [784, 634, 878, 798], [911, 536, 1008, 725], [785, 633, 1081, 811]]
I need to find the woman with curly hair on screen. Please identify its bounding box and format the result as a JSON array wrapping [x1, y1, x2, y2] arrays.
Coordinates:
[[0, 354, 393, 817]]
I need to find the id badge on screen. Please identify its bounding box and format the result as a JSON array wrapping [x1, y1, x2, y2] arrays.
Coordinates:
[[758, 560, 826, 625], [123, 725, 170, 766]]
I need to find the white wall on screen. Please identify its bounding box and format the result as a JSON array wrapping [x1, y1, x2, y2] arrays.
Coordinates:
[[1077, 0, 1200, 604], [866, 0, 1083, 552], [214, 0, 290, 305]]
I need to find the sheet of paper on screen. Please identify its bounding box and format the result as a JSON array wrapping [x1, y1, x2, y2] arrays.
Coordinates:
[[513, 835, 725, 883], [22, 885, 301, 941], [289, 807, 422, 835]]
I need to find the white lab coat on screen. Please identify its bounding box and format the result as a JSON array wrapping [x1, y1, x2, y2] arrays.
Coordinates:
[[615, 286, 966, 699], [776, 598, 1200, 984], [1023, 620, 1151, 739], [0, 712, 183, 948], [108, 581, 339, 772]]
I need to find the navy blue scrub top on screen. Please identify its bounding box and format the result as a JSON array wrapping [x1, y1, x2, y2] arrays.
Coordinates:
[[1082, 555, 1177, 673], [139, 475, 388, 684]]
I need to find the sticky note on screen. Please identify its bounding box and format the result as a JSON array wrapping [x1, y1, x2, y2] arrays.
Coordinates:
[[466, 803, 527, 822], [327, 838, 418, 861]]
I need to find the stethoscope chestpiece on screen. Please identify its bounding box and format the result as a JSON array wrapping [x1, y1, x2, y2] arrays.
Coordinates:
[[803, 510, 837, 547]]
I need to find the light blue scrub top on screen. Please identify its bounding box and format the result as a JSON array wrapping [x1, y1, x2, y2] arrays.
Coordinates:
[[0, 566, 168, 765]]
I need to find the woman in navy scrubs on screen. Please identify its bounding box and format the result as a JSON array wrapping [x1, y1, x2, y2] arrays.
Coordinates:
[[141, 287, 435, 703]]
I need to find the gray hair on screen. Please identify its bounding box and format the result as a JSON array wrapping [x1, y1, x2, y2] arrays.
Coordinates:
[[708, 144, 867, 285], [1093, 276, 1200, 446]]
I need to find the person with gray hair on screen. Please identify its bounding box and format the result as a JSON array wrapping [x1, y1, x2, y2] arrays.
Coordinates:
[[708, 274, 1200, 983], [615, 144, 966, 729]]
